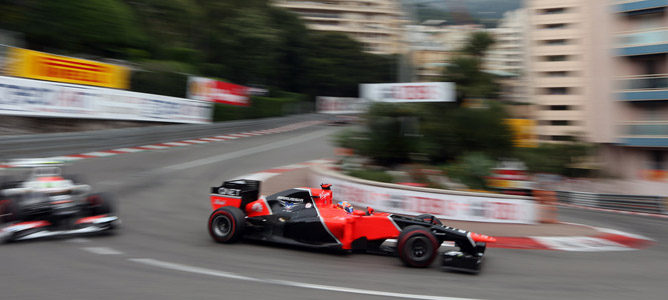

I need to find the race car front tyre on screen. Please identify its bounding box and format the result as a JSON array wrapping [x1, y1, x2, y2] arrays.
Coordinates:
[[86, 193, 115, 215], [0, 197, 23, 223], [397, 225, 439, 268], [208, 207, 245, 243]]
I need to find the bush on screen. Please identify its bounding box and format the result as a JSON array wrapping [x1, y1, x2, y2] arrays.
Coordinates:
[[212, 92, 310, 122], [514, 142, 593, 177], [356, 103, 420, 166], [129, 70, 188, 98], [347, 169, 394, 183], [442, 152, 495, 190]]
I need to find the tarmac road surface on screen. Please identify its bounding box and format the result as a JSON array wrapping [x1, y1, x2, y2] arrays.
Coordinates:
[[2, 123, 667, 300]]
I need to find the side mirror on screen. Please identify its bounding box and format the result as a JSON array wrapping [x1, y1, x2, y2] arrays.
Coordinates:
[[366, 207, 375, 215]]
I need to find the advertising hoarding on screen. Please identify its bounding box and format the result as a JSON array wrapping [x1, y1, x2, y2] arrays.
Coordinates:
[[360, 82, 455, 103], [316, 97, 368, 114], [504, 118, 538, 148], [187, 76, 250, 106], [309, 174, 538, 224], [0, 76, 211, 124], [4, 47, 129, 89]]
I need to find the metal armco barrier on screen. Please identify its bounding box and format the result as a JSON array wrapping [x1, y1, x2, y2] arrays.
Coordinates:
[[558, 191, 667, 215]]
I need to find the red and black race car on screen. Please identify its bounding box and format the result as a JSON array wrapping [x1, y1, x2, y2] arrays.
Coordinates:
[[207, 179, 495, 273]]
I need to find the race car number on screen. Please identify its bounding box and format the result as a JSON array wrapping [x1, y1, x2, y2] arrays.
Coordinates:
[[217, 187, 241, 197]]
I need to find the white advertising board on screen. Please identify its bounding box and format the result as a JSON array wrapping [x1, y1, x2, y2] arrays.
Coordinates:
[[360, 82, 455, 103], [0, 76, 211, 124], [310, 175, 538, 224], [316, 97, 368, 114]]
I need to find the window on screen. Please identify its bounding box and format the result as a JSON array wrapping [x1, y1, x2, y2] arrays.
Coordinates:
[[545, 55, 568, 61], [551, 135, 573, 141], [543, 39, 568, 45], [544, 87, 570, 95], [545, 71, 569, 77], [546, 105, 571, 110], [551, 120, 571, 126], [541, 23, 567, 29], [541, 7, 567, 14], [650, 150, 665, 170]]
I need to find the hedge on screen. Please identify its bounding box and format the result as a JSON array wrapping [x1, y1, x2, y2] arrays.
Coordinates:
[[212, 92, 312, 122]]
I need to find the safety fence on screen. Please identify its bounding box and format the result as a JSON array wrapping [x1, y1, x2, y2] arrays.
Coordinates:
[[557, 191, 667, 215]]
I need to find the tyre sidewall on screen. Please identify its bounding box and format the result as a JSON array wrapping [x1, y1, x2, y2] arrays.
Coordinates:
[[397, 225, 438, 268], [208, 207, 244, 243]]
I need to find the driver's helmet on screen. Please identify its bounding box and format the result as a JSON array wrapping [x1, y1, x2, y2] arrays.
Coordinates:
[[337, 201, 353, 214]]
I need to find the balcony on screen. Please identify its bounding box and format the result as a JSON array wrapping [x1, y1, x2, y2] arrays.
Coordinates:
[[614, 0, 667, 14], [616, 28, 668, 56], [616, 74, 668, 101], [619, 122, 668, 147]]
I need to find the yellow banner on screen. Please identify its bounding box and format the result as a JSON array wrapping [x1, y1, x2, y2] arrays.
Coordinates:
[[505, 118, 538, 148], [5, 47, 129, 89]]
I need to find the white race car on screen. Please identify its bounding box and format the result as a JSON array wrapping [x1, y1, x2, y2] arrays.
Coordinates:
[[0, 159, 118, 242]]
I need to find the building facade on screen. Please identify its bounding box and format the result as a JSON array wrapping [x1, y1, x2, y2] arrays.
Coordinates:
[[406, 23, 484, 81], [527, 0, 589, 143], [605, 0, 668, 183], [484, 8, 529, 103], [527, 0, 668, 190], [272, 0, 406, 55]]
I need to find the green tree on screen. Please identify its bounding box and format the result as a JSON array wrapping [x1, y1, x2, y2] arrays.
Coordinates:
[[4, 0, 147, 58], [463, 31, 495, 58], [418, 102, 513, 163], [443, 32, 498, 102]]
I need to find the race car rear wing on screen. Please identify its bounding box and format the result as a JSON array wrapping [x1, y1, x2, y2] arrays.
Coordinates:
[[210, 179, 260, 210]]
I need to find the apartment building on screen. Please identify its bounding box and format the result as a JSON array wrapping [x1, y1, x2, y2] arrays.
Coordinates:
[[407, 23, 484, 81], [527, 0, 589, 143], [527, 0, 668, 188], [605, 0, 668, 182], [484, 9, 529, 103], [272, 0, 406, 55]]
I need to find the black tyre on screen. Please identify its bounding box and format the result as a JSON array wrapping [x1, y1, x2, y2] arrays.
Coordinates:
[[397, 225, 439, 268], [475, 242, 487, 255], [86, 193, 114, 215], [416, 214, 443, 226], [208, 207, 245, 243], [0, 197, 22, 223]]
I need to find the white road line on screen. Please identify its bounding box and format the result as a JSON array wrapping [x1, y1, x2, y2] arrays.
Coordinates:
[[200, 137, 223, 141], [159, 129, 334, 172], [47, 156, 83, 161], [139, 145, 170, 150], [82, 247, 124, 255], [129, 258, 479, 300], [183, 139, 209, 144], [82, 152, 117, 157], [163, 142, 190, 146], [113, 148, 145, 153], [236, 172, 279, 182], [530, 236, 632, 252]]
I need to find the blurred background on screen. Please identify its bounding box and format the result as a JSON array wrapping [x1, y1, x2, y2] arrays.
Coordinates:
[[1, 2, 668, 300], [1, 0, 667, 198]]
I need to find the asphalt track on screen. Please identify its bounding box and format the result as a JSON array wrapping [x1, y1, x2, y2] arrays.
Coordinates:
[[2, 123, 667, 300]]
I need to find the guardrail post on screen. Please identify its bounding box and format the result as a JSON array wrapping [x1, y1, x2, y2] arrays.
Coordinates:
[[534, 190, 558, 224]]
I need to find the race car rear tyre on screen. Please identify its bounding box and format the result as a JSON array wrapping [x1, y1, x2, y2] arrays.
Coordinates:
[[416, 214, 443, 226], [208, 207, 245, 243], [397, 225, 439, 268]]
